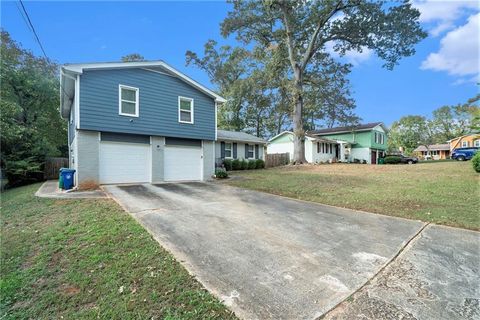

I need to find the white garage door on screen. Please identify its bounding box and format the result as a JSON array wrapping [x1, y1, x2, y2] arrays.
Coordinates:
[[164, 146, 202, 181], [99, 142, 150, 184]]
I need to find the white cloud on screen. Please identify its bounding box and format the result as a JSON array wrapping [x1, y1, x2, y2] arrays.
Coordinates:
[[324, 41, 373, 66], [413, 0, 479, 36], [421, 13, 479, 79]]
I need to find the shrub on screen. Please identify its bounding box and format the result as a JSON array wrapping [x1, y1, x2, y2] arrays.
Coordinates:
[[247, 160, 257, 170], [384, 155, 401, 164], [215, 168, 228, 179], [232, 159, 241, 170], [223, 159, 233, 171], [240, 159, 249, 170], [472, 152, 480, 173], [255, 159, 265, 169]]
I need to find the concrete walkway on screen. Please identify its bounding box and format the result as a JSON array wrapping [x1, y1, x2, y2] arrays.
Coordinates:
[[35, 180, 107, 199], [101, 182, 476, 320]]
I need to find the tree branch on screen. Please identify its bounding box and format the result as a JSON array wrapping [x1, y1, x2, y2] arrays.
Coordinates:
[[278, 3, 298, 72]]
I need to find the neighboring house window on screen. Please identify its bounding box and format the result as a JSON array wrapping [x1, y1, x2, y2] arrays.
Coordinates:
[[247, 144, 254, 158], [380, 134, 384, 144], [317, 142, 320, 153], [462, 141, 469, 147], [374, 132, 378, 144], [474, 140, 480, 147], [119, 85, 139, 117], [224, 142, 232, 158], [178, 96, 194, 124]]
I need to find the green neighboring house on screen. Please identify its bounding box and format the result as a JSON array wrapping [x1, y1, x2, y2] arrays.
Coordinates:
[[267, 122, 388, 164]]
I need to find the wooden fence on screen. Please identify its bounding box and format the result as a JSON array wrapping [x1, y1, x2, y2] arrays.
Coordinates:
[[44, 157, 69, 180], [265, 153, 290, 168]]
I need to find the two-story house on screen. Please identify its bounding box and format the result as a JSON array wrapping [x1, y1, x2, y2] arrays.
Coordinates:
[[267, 122, 388, 164], [60, 60, 230, 188]]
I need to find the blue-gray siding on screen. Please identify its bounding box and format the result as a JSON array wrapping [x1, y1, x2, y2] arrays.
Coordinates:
[[79, 68, 216, 140]]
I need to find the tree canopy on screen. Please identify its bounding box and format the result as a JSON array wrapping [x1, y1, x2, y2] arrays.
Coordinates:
[[388, 95, 480, 154], [1, 30, 66, 187]]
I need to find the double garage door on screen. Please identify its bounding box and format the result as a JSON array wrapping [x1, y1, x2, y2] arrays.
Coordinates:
[[99, 134, 202, 184]]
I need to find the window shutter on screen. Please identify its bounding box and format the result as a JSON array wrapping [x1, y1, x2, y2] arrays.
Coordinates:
[[255, 144, 259, 159], [233, 143, 237, 159], [317, 142, 319, 153], [245, 144, 249, 158], [221, 141, 225, 158]]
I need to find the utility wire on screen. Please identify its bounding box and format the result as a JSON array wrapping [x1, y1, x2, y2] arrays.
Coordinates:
[[16, 0, 72, 104], [18, 0, 48, 60]]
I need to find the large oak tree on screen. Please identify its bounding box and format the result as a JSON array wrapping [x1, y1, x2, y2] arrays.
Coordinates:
[[221, 0, 426, 163]]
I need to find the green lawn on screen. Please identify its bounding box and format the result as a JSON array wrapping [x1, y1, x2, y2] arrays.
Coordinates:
[[0, 184, 236, 319], [226, 161, 480, 230]]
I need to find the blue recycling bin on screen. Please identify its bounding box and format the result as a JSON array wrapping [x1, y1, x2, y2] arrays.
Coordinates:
[[60, 169, 76, 190]]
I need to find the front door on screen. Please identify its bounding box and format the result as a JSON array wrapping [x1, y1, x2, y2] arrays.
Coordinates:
[[371, 150, 377, 164]]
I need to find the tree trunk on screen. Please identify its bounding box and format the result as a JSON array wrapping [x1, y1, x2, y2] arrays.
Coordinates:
[[292, 67, 307, 164]]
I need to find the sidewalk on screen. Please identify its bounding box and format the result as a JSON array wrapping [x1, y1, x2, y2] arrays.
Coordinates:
[[35, 180, 107, 199]]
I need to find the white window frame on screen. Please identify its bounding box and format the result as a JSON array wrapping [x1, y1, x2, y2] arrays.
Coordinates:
[[118, 85, 139, 117], [462, 141, 469, 147], [247, 144, 255, 159], [178, 96, 194, 124], [474, 140, 480, 147], [224, 142, 232, 159]]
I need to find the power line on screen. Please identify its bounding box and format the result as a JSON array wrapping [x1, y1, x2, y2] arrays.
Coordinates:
[[18, 0, 48, 60]]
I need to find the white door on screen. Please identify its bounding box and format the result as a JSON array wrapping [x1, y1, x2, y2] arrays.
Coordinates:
[[99, 142, 150, 184], [164, 146, 202, 181]]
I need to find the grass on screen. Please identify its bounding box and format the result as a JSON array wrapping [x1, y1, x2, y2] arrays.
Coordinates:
[[226, 161, 480, 230], [0, 184, 236, 320]]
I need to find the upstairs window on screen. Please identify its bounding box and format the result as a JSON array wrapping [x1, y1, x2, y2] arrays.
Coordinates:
[[462, 141, 469, 147], [474, 140, 480, 147], [119, 85, 139, 117], [178, 96, 194, 124]]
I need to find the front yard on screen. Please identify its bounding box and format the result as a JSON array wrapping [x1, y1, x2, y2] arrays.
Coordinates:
[[226, 161, 479, 230], [0, 184, 236, 319]]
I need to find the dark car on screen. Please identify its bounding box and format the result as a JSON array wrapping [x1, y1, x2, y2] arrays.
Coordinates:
[[385, 154, 418, 164], [398, 154, 418, 164], [451, 147, 479, 161]]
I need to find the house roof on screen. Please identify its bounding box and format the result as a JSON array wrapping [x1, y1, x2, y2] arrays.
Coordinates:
[[446, 132, 480, 142], [309, 122, 386, 135], [268, 131, 348, 144], [413, 144, 450, 152], [217, 130, 267, 144], [60, 60, 226, 118]]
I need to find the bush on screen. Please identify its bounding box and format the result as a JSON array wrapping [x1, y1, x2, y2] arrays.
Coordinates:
[[223, 159, 233, 171], [247, 160, 257, 170], [255, 159, 265, 169], [240, 159, 249, 170], [232, 159, 241, 170], [384, 155, 401, 164], [214, 168, 228, 179], [472, 152, 480, 173]]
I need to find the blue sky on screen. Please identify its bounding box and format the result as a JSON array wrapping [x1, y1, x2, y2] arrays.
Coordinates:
[[1, 1, 478, 126]]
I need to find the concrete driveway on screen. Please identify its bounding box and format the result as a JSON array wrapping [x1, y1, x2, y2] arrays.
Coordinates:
[[103, 182, 479, 320]]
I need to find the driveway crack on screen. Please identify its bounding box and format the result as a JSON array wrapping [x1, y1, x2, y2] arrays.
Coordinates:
[[319, 222, 431, 319]]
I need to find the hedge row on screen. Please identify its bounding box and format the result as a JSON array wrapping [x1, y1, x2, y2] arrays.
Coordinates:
[[223, 159, 265, 171]]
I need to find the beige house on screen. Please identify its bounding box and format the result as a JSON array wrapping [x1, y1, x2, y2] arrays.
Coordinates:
[[413, 144, 450, 160]]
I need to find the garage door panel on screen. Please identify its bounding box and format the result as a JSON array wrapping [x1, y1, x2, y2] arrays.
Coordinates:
[[164, 146, 202, 181], [99, 142, 150, 184]]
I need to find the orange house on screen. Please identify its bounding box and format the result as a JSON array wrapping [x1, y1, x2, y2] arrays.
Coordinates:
[[448, 133, 480, 151]]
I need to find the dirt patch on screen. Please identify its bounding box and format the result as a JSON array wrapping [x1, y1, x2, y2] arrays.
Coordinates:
[[60, 284, 81, 296], [78, 180, 99, 190]]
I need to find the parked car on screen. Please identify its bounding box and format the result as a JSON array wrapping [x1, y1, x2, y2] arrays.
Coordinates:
[[399, 154, 418, 164], [451, 147, 479, 161], [384, 154, 418, 164]]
